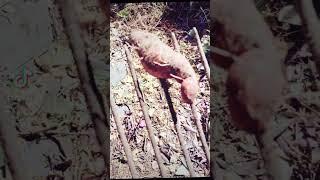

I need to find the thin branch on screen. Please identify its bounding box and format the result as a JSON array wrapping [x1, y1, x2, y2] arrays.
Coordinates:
[[191, 102, 210, 161], [170, 32, 180, 52], [56, 0, 109, 176], [193, 27, 210, 80], [110, 93, 139, 178], [124, 45, 168, 177], [158, 79, 197, 177]]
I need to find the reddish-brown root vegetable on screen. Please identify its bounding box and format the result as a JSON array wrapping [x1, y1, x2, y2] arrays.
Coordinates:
[[181, 77, 200, 104], [129, 30, 199, 104]]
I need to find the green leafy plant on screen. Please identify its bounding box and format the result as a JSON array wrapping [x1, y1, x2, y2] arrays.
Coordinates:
[[117, 8, 130, 18]]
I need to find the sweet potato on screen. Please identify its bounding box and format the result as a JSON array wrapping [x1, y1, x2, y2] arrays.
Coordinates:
[[129, 30, 199, 104]]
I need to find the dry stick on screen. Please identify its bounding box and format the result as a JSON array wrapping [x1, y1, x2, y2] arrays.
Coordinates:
[[57, 0, 109, 177], [158, 32, 197, 174], [0, 95, 33, 180], [296, 0, 320, 75], [124, 45, 168, 177], [171, 32, 180, 52], [193, 27, 210, 80], [191, 103, 210, 161], [110, 94, 139, 178], [171, 32, 210, 163], [159, 32, 197, 177], [159, 79, 196, 177], [170, 32, 180, 52]]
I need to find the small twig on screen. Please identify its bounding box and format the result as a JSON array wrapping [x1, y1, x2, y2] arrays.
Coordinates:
[[57, 0, 109, 177], [281, 102, 317, 127], [200, 7, 209, 23], [124, 45, 168, 177], [137, 13, 148, 31], [296, 99, 320, 119], [191, 102, 210, 161], [283, 93, 320, 119], [110, 93, 139, 178], [152, 16, 163, 30], [309, 60, 320, 90], [193, 27, 210, 80], [170, 32, 180, 52], [182, 123, 197, 133]]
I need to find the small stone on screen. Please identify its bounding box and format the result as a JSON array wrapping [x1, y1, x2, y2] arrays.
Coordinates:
[[138, 120, 146, 128], [175, 165, 190, 176]]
